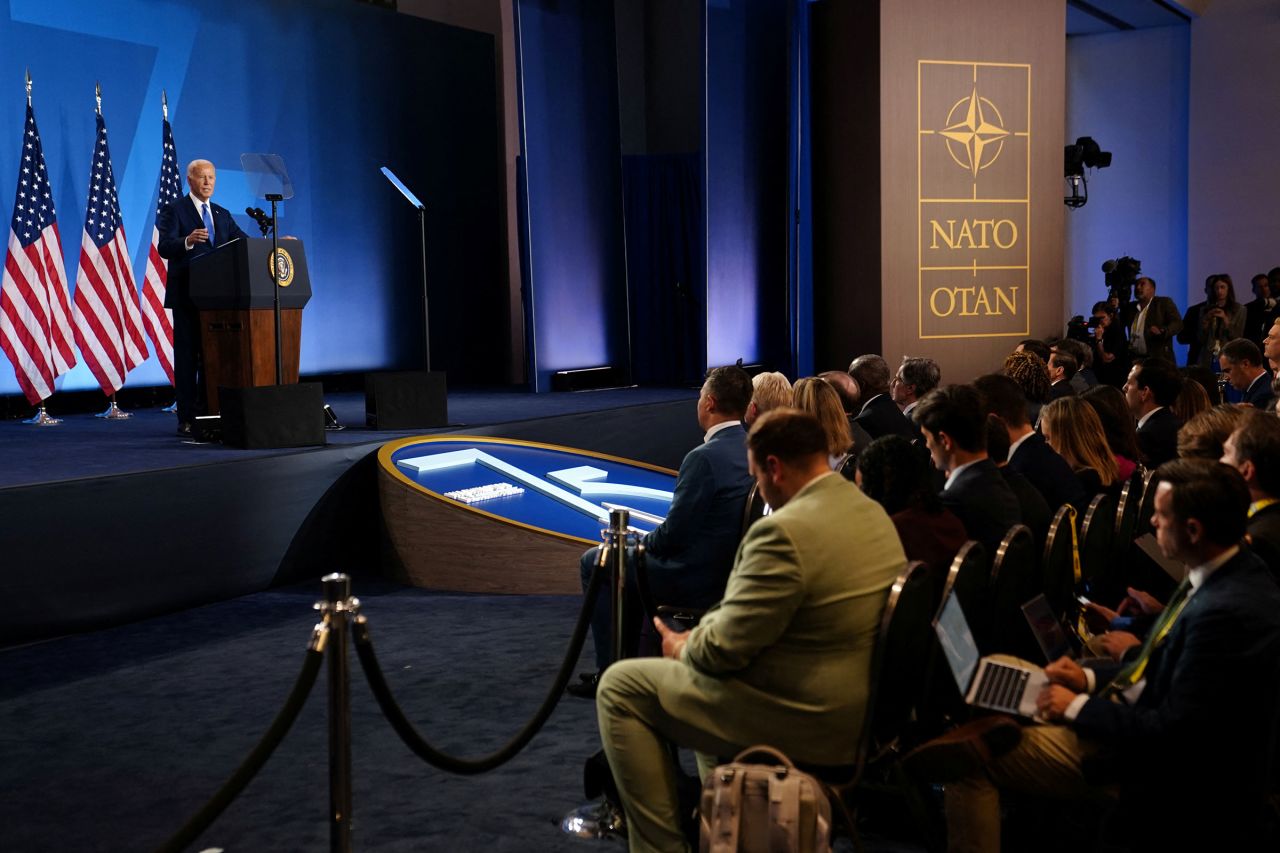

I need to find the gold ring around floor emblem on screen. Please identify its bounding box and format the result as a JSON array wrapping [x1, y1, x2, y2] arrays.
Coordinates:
[[270, 247, 295, 287]]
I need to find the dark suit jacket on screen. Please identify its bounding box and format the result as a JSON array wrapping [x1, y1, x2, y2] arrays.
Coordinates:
[[156, 196, 249, 310], [1136, 407, 1180, 469], [854, 394, 915, 441], [1131, 295, 1182, 364], [1247, 503, 1280, 580], [1244, 298, 1277, 348], [1074, 550, 1280, 835], [890, 504, 968, 595], [938, 458, 1021, 558], [1241, 369, 1275, 410], [642, 422, 753, 608], [999, 467, 1049, 550], [1007, 431, 1088, 513], [1048, 380, 1075, 400]]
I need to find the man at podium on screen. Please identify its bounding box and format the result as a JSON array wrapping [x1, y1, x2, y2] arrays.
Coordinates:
[[158, 159, 249, 436]]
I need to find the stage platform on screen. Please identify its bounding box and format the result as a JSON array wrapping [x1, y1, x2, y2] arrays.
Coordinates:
[[1, 386, 701, 646]]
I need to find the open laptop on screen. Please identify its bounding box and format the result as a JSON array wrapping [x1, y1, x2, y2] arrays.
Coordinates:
[[934, 588, 1047, 718], [1020, 594, 1078, 663]]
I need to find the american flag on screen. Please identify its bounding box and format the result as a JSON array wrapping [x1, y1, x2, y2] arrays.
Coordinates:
[[0, 104, 77, 405], [140, 118, 179, 383], [73, 112, 148, 396]]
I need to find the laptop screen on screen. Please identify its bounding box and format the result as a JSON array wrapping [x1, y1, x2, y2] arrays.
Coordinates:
[[1021, 594, 1072, 662], [934, 592, 979, 692]]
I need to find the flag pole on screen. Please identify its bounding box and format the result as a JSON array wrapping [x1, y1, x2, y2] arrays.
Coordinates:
[[19, 70, 62, 426], [159, 89, 178, 415], [93, 81, 132, 421]]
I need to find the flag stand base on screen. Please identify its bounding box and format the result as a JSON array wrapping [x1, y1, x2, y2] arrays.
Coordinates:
[[96, 399, 132, 420], [23, 404, 61, 426]]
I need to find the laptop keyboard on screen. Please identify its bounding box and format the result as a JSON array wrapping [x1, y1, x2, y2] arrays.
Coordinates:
[[975, 662, 1030, 711]]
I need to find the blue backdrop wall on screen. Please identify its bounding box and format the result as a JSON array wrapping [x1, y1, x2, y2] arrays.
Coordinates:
[[705, 0, 790, 370], [514, 0, 628, 393], [0, 0, 501, 398], [1065, 25, 1190, 362]]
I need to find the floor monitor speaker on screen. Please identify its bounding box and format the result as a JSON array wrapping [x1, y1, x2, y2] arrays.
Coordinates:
[[219, 383, 326, 449], [365, 371, 448, 429]]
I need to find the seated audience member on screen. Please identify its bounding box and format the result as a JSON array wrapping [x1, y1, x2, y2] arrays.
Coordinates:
[[1171, 373, 1212, 423], [1080, 384, 1141, 480], [819, 369, 875, 457], [1087, 300, 1130, 388], [1217, 337, 1275, 410], [1002, 349, 1050, 426], [909, 459, 1280, 851], [1176, 404, 1248, 461], [793, 376, 855, 473], [974, 373, 1087, 513], [891, 355, 942, 422], [1123, 359, 1183, 468], [573, 366, 753, 697], [1183, 363, 1223, 406], [745, 371, 791, 426], [1039, 397, 1121, 496], [1014, 338, 1051, 365], [984, 416, 1050, 549], [913, 384, 1021, 557], [1262, 316, 1280, 374], [596, 410, 905, 853], [1051, 337, 1095, 392], [848, 354, 916, 440], [1045, 350, 1077, 400], [1244, 272, 1277, 348], [857, 434, 968, 591], [1221, 411, 1280, 576]]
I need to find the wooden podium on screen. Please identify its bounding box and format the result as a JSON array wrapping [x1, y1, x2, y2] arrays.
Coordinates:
[[189, 237, 311, 414]]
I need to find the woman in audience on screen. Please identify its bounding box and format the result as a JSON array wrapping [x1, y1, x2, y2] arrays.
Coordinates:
[[792, 376, 855, 474], [1038, 396, 1120, 496], [1177, 404, 1248, 460], [856, 434, 967, 592], [1080, 384, 1141, 479], [1171, 375, 1213, 423], [1003, 349, 1050, 425], [1192, 273, 1246, 368]]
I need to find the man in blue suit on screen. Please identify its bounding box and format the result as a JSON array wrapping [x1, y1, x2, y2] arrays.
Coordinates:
[[913, 459, 1280, 851], [572, 365, 754, 698], [157, 159, 249, 435]]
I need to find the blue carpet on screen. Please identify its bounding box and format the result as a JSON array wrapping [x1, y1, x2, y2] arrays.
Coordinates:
[[0, 581, 927, 852], [0, 387, 697, 489]]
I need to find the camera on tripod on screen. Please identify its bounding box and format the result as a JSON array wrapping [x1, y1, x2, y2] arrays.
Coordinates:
[[1101, 256, 1142, 303]]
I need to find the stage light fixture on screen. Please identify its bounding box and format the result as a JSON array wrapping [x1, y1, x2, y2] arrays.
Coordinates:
[[1064, 136, 1111, 209]]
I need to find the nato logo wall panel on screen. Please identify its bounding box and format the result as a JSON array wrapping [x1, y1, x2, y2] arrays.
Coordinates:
[[917, 60, 1031, 340]]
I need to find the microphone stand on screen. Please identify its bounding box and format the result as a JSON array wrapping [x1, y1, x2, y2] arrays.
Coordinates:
[[267, 193, 284, 385]]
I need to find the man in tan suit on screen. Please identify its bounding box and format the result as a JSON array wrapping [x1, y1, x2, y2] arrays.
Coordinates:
[[596, 409, 906, 852]]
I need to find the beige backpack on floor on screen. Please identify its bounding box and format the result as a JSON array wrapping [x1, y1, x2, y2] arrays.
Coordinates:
[[699, 745, 833, 852]]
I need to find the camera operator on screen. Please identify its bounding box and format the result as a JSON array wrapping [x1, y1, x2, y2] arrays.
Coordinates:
[[1128, 276, 1182, 364], [1090, 300, 1130, 388]]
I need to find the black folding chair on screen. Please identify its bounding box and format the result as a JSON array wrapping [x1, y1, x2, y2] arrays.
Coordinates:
[[989, 524, 1039, 658], [1041, 504, 1079, 619]]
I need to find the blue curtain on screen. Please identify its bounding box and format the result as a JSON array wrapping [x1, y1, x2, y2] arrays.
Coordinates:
[[621, 153, 706, 386]]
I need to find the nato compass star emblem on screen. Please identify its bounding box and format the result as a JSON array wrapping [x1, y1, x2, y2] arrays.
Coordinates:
[[941, 87, 1009, 177]]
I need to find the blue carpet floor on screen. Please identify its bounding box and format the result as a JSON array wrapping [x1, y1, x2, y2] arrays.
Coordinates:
[[0, 580, 928, 852]]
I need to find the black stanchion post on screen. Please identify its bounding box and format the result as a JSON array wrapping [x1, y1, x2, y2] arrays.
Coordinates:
[[318, 573, 358, 853], [607, 507, 630, 667]]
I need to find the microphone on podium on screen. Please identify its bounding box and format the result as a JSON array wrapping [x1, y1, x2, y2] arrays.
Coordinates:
[[245, 206, 272, 236]]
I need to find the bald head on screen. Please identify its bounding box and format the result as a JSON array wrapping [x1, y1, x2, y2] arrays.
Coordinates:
[[186, 159, 216, 202]]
